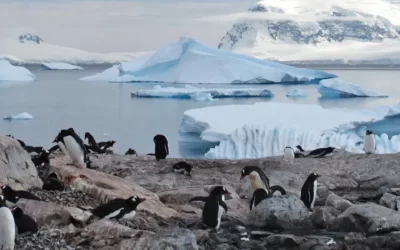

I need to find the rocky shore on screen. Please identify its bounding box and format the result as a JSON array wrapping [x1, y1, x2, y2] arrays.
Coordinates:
[[2, 135, 400, 249]]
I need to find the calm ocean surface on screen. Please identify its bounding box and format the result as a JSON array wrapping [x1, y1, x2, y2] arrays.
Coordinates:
[[1, 65, 399, 158]]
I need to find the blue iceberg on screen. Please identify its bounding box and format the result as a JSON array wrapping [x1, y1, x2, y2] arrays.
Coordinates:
[[286, 88, 307, 98], [318, 78, 388, 98], [81, 37, 336, 84]]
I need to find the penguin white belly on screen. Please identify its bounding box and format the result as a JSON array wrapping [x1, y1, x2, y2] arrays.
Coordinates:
[[0, 207, 15, 250], [63, 136, 85, 168], [283, 148, 295, 163], [311, 180, 317, 209], [104, 208, 123, 219], [58, 142, 70, 157], [122, 210, 136, 220], [216, 205, 224, 230], [364, 135, 376, 154], [249, 172, 268, 192]]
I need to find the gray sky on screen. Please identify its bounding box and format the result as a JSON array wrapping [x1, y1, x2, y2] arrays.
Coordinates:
[[0, 0, 255, 53]]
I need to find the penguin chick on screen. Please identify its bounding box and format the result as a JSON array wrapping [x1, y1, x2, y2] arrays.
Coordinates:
[[125, 148, 138, 156], [172, 161, 193, 177], [11, 206, 38, 234], [91, 196, 146, 220], [42, 172, 64, 191]]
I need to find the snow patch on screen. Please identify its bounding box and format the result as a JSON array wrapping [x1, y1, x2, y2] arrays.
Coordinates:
[[319, 78, 388, 98], [0, 60, 36, 81], [41, 62, 83, 70], [3, 112, 33, 120], [286, 88, 307, 98]]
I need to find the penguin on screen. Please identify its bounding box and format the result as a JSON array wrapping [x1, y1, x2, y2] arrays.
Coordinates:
[[97, 140, 116, 151], [84, 132, 105, 154], [6, 135, 26, 147], [31, 149, 50, 167], [0, 195, 15, 250], [91, 196, 146, 220], [300, 173, 320, 210], [250, 188, 269, 211], [24, 146, 45, 154], [1, 185, 41, 206], [306, 147, 336, 158], [296, 145, 305, 152], [240, 166, 286, 197], [42, 172, 64, 191], [189, 186, 229, 230], [48, 144, 61, 154], [153, 134, 169, 161], [125, 148, 138, 156], [283, 146, 295, 163], [172, 161, 193, 177], [53, 128, 89, 168], [11, 206, 38, 234], [363, 130, 376, 154]]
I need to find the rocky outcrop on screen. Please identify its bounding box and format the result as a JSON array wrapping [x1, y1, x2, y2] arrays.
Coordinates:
[[0, 136, 42, 189]]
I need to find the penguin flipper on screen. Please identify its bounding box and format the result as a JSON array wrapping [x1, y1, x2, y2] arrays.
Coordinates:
[[270, 185, 287, 195], [189, 196, 208, 203], [220, 200, 228, 213]]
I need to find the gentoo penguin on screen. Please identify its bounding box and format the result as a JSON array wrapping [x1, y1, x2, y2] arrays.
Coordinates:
[[42, 172, 64, 191], [6, 135, 26, 147], [1, 185, 41, 206], [300, 173, 320, 210], [240, 166, 286, 197], [306, 147, 336, 158], [91, 196, 146, 220], [189, 186, 229, 230], [172, 161, 193, 177], [48, 144, 61, 154], [283, 146, 295, 163], [97, 140, 116, 151], [125, 148, 138, 156], [53, 128, 89, 168], [153, 134, 169, 161], [31, 149, 50, 167], [24, 146, 44, 154], [84, 132, 105, 153], [250, 188, 269, 211], [11, 206, 38, 234], [296, 145, 305, 152], [0, 195, 15, 250], [363, 130, 376, 154]]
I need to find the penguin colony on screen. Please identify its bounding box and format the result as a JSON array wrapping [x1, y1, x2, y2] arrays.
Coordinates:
[[0, 129, 375, 247]]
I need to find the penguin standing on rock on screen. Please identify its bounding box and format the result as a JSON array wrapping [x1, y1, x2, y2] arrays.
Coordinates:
[[0, 195, 15, 250], [363, 130, 376, 154], [42, 173, 64, 191], [240, 166, 286, 197], [283, 146, 295, 163], [153, 134, 169, 161], [189, 186, 229, 230], [1, 185, 41, 206], [172, 161, 193, 177], [91, 196, 146, 220], [11, 207, 38, 234], [300, 173, 320, 211], [250, 188, 269, 211]]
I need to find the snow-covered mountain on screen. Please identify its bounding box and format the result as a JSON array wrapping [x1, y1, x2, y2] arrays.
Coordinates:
[[19, 33, 44, 44], [218, 0, 400, 63]]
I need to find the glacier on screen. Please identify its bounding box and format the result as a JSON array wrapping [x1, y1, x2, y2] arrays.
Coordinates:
[[319, 78, 388, 98], [131, 85, 274, 100], [81, 37, 335, 84], [41, 62, 83, 70], [3, 112, 33, 121], [179, 102, 400, 159], [286, 88, 307, 98], [0, 60, 36, 81]]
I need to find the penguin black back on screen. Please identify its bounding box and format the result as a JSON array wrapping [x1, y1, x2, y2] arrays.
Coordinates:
[[125, 148, 138, 156], [153, 134, 169, 161], [300, 173, 320, 209], [53, 128, 89, 168], [98, 140, 116, 151], [42, 172, 64, 191], [173, 161, 193, 177], [11, 207, 38, 233], [1, 185, 41, 203], [250, 188, 269, 210], [84, 132, 105, 153], [306, 147, 335, 158], [91, 196, 146, 220], [240, 166, 271, 195], [31, 149, 50, 167]]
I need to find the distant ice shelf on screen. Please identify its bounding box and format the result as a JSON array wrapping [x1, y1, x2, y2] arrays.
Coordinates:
[[319, 78, 388, 98], [0, 60, 36, 81], [179, 102, 400, 159], [131, 85, 274, 100], [3, 112, 33, 120], [41, 62, 83, 70], [81, 37, 336, 84]]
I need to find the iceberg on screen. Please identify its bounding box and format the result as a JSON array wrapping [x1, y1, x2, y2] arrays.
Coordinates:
[[131, 85, 274, 100], [3, 112, 33, 120], [41, 62, 83, 70], [286, 88, 307, 98], [0, 60, 36, 81], [179, 102, 400, 159], [81, 37, 336, 84], [318, 78, 388, 98]]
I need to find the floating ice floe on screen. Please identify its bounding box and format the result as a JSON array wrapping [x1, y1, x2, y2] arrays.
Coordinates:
[[81, 37, 336, 84], [0, 60, 36, 81], [179, 102, 400, 159], [286, 88, 307, 98], [3, 112, 33, 120], [131, 85, 274, 100], [318, 78, 388, 98], [41, 62, 83, 70]]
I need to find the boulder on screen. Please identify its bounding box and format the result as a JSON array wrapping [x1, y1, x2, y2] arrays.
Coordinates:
[[247, 194, 311, 230], [157, 187, 209, 205], [379, 193, 400, 210], [325, 193, 353, 213], [266, 234, 304, 247], [82, 219, 153, 238], [0, 136, 42, 189], [336, 203, 400, 234], [310, 207, 336, 229]]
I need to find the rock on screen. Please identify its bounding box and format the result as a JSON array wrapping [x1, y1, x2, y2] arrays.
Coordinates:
[[203, 184, 239, 199], [247, 194, 311, 230], [157, 186, 209, 205], [82, 219, 153, 238], [0, 136, 42, 189], [379, 193, 400, 210], [325, 193, 353, 213], [266, 234, 304, 247], [336, 203, 400, 234], [225, 198, 250, 224], [310, 207, 336, 229]]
